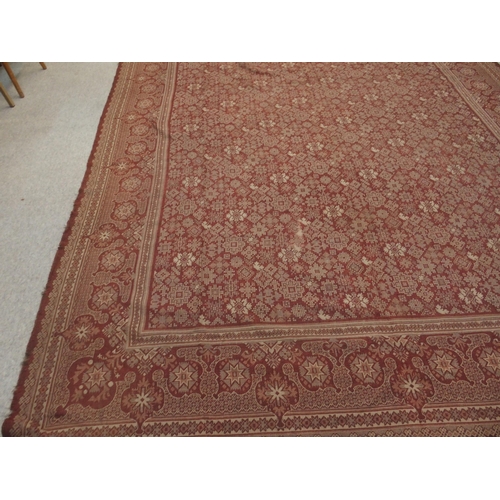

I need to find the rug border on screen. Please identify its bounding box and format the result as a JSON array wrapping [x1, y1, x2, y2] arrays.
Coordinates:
[[3, 63, 500, 436], [2, 63, 123, 437]]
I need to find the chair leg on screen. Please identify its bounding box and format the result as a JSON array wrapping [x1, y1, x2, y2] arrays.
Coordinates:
[[1, 62, 24, 98], [0, 81, 15, 107], [40, 62, 47, 70]]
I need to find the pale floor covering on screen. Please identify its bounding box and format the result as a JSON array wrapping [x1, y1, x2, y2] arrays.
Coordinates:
[[0, 63, 118, 426]]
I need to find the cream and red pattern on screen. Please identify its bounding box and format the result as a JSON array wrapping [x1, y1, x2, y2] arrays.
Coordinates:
[[3, 63, 500, 436]]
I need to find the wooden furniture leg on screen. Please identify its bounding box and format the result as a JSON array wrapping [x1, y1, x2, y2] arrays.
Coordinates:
[[0, 81, 15, 107], [40, 62, 47, 70], [1, 62, 24, 98]]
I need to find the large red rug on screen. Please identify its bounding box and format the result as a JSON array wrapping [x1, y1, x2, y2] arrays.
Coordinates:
[[4, 63, 500, 436]]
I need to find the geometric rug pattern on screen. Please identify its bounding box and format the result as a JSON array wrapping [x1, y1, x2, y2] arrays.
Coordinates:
[[3, 63, 500, 435]]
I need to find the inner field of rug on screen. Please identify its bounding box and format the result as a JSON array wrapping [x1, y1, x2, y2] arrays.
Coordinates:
[[146, 63, 500, 331]]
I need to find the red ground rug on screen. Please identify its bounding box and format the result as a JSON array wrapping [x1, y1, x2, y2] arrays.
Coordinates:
[[4, 63, 500, 436]]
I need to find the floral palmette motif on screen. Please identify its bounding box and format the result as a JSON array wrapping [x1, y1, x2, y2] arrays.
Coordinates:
[[121, 377, 164, 430], [345, 352, 384, 388], [59, 315, 100, 351], [215, 359, 252, 394], [426, 349, 464, 383], [87, 223, 121, 248], [166, 360, 202, 396], [298, 355, 335, 391], [472, 340, 500, 384], [390, 366, 435, 417], [255, 369, 299, 425], [66, 357, 117, 409]]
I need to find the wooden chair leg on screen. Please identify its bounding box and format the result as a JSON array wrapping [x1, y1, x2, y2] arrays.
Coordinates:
[[40, 62, 47, 70], [1, 62, 24, 98], [0, 81, 15, 107]]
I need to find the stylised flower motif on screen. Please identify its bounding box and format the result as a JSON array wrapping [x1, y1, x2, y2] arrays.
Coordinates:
[[173, 252, 196, 267], [298, 356, 333, 390], [447, 164, 465, 175], [220, 100, 236, 108], [384, 242, 406, 257], [121, 176, 142, 192], [478, 348, 500, 375], [427, 350, 462, 382], [223, 235, 245, 254], [183, 124, 199, 133], [472, 343, 500, 384], [468, 134, 485, 144], [88, 223, 120, 247], [167, 361, 201, 396], [324, 205, 344, 218], [295, 184, 310, 197], [227, 298, 252, 316], [327, 231, 348, 250], [487, 239, 500, 252], [60, 315, 100, 351], [182, 176, 201, 187], [459, 288, 483, 305], [259, 120, 276, 128], [256, 370, 299, 425], [428, 227, 449, 245], [359, 168, 378, 180], [416, 258, 436, 275], [91, 284, 119, 310], [121, 377, 164, 431], [136, 96, 155, 109], [224, 145, 241, 156], [266, 383, 288, 403], [281, 279, 304, 301], [309, 263, 327, 280], [169, 284, 192, 306], [270, 173, 289, 184], [109, 158, 133, 174], [279, 246, 302, 263], [393, 276, 418, 296], [346, 352, 383, 387], [387, 137, 405, 147], [227, 209, 247, 222], [366, 192, 386, 207], [419, 200, 439, 213], [217, 360, 251, 393], [336, 116, 352, 124], [306, 142, 324, 152], [354, 357, 377, 381], [129, 387, 156, 413], [100, 249, 125, 272], [113, 201, 136, 220], [390, 366, 435, 416], [399, 375, 423, 397], [344, 293, 368, 309], [199, 268, 216, 285], [66, 358, 116, 409], [126, 141, 148, 155], [224, 164, 242, 178], [272, 195, 291, 212]]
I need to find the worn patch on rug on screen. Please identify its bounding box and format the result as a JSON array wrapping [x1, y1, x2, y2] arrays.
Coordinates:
[[3, 63, 500, 436]]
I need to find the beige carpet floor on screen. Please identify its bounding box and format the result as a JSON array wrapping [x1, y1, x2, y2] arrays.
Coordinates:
[[0, 62, 118, 425]]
